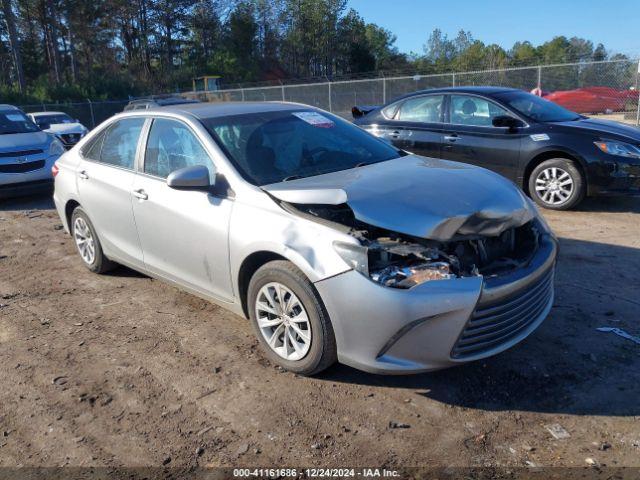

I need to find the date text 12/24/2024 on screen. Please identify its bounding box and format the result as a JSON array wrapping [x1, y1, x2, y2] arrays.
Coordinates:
[[233, 468, 401, 478]]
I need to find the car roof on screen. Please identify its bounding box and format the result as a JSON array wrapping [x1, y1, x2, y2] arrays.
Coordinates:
[[147, 101, 312, 119], [155, 97, 200, 106], [393, 86, 519, 102], [30, 111, 66, 117], [0, 104, 20, 111], [127, 97, 200, 106]]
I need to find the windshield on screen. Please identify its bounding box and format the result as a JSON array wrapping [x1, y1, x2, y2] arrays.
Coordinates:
[[0, 110, 40, 134], [202, 110, 404, 185], [495, 91, 580, 122], [33, 113, 74, 126]]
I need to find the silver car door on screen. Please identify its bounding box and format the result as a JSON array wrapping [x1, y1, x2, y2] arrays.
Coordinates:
[[76, 117, 146, 266], [131, 117, 234, 302]]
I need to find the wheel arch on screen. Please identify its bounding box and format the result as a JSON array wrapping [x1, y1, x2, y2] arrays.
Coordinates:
[[522, 149, 588, 195], [237, 251, 289, 319], [64, 199, 81, 231]]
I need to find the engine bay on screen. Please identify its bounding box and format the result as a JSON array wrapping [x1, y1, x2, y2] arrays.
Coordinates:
[[287, 202, 541, 288]]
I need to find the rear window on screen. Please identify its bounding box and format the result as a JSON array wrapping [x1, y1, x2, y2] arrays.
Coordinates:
[[201, 110, 404, 185]]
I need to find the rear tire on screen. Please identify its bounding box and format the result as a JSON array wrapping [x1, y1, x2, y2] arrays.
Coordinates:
[[71, 206, 116, 274], [248, 260, 337, 376], [528, 158, 585, 210]]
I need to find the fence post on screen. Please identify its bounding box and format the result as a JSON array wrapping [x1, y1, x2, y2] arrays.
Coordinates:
[[280, 80, 285, 101], [241, 88, 245, 101], [326, 76, 332, 112], [382, 73, 386, 104], [86, 99, 95, 128], [452, 73, 456, 87], [537, 65, 542, 89], [636, 60, 640, 127]]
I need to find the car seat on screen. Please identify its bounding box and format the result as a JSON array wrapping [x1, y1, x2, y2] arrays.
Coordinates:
[[245, 127, 278, 179]]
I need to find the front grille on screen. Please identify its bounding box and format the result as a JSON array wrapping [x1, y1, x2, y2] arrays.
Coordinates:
[[0, 149, 43, 158], [451, 268, 554, 358], [0, 160, 45, 173]]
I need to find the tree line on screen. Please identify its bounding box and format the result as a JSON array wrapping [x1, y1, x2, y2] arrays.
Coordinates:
[[0, 0, 631, 103]]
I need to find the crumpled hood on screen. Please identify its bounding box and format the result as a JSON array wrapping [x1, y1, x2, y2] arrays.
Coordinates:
[[0, 131, 51, 151], [45, 123, 86, 135], [263, 155, 536, 241], [552, 117, 640, 142]]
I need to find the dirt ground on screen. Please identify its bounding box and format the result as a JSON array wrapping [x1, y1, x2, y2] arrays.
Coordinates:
[[0, 193, 639, 473]]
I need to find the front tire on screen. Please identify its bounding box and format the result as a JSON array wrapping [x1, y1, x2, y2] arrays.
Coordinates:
[[71, 207, 116, 274], [529, 158, 585, 210], [247, 260, 337, 376]]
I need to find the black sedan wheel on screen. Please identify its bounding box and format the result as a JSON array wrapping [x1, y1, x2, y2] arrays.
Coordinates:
[[529, 158, 585, 210]]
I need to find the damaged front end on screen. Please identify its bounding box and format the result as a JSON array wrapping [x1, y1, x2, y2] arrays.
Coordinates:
[[285, 202, 542, 289]]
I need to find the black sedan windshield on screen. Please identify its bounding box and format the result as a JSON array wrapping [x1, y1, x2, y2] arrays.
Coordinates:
[[202, 110, 404, 185], [495, 91, 580, 122], [0, 110, 40, 134]]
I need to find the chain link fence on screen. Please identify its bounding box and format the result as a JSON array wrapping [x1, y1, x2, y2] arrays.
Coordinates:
[[18, 59, 640, 129], [18, 100, 129, 129], [184, 59, 640, 125]]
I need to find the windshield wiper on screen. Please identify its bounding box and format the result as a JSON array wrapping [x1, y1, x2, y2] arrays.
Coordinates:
[[282, 175, 303, 182]]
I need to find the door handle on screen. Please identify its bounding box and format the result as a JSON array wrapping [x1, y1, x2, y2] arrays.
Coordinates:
[[78, 170, 89, 179], [444, 135, 459, 142], [390, 130, 402, 138], [132, 189, 148, 200]]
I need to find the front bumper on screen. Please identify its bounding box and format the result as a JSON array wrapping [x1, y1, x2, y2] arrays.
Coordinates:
[[315, 234, 557, 374], [0, 154, 58, 199], [0, 178, 53, 199], [586, 157, 640, 196]]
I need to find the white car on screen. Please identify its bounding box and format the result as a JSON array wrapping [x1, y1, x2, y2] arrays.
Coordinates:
[[28, 111, 88, 149], [0, 105, 65, 199]]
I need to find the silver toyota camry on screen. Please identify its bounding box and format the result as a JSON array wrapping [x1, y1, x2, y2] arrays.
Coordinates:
[[53, 102, 557, 375]]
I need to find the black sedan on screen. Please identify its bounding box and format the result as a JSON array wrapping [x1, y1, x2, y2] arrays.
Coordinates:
[[353, 86, 640, 210]]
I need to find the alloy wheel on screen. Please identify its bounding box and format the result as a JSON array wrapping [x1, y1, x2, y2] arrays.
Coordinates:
[[255, 282, 312, 361], [534, 167, 574, 205], [73, 217, 96, 265]]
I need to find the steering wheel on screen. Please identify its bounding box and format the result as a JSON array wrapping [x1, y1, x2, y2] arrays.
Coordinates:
[[302, 146, 330, 165]]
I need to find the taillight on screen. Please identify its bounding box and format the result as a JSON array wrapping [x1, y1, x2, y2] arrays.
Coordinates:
[[51, 162, 59, 178]]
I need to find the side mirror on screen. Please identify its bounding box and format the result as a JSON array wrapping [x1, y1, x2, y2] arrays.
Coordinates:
[[40, 123, 51, 130], [492, 115, 524, 130], [167, 165, 213, 190]]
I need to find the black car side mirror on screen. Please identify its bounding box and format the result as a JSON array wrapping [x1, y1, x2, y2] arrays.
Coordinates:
[[492, 115, 524, 130], [167, 165, 214, 191]]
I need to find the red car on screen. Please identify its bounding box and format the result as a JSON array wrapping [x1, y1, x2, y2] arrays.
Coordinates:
[[544, 87, 637, 114]]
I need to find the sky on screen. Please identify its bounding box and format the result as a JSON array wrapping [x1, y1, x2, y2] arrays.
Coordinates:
[[348, 0, 640, 57]]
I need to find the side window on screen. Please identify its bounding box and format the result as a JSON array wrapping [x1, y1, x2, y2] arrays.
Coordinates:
[[449, 95, 509, 127], [381, 103, 400, 119], [98, 118, 145, 169], [144, 118, 215, 179], [396, 95, 444, 123], [82, 129, 107, 161]]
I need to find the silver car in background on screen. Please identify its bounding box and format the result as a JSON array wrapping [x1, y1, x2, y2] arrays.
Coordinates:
[[0, 105, 65, 199], [53, 102, 557, 375]]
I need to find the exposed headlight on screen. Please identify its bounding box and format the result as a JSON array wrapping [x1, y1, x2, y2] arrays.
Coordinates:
[[333, 240, 454, 288], [594, 140, 640, 160], [371, 262, 454, 288], [333, 241, 369, 276], [49, 138, 65, 156]]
